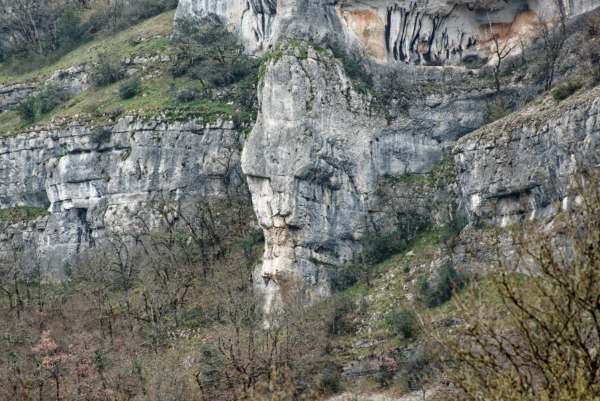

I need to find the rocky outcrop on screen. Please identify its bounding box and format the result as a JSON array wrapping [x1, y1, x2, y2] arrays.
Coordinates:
[[45, 65, 91, 98], [0, 83, 38, 112], [241, 41, 533, 308], [454, 87, 600, 228], [0, 114, 246, 278], [0, 65, 90, 113]]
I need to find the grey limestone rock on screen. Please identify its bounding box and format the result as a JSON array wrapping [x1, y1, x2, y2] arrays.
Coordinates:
[[0, 65, 91, 113], [45, 65, 91, 98], [176, 0, 599, 63], [0, 83, 38, 112], [0, 115, 246, 279], [454, 87, 600, 228], [241, 43, 527, 308]]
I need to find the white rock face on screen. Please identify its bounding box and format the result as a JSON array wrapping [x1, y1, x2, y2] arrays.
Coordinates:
[[45, 65, 91, 98], [0, 116, 245, 278]]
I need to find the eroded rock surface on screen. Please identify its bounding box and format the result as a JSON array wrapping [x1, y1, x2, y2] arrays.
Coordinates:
[[0, 115, 245, 278], [241, 42, 533, 307], [455, 87, 600, 228], [176, 0, 599, 63], [0, 83, 38, 112]]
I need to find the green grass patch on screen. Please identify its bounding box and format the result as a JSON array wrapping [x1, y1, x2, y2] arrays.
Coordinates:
[[0, 10, 262, 135], [0, 206, 51, 223], [0, 11, 176, 86]]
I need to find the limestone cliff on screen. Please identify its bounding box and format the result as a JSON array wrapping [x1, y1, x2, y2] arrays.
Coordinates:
[[2, 0, 599, 304], [0, 114, 245, 278], [178, 0, 600, 307], [455, 86, 600, 228], [240, 42, 506, 306]]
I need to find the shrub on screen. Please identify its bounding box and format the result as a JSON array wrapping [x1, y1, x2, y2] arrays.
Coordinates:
[[15, 97, 39, 124], [174, 87, 198, 102], [325, 294, 355, 335], [386, 310, 415, 339], [401, 347, 436, 392], [418, 260, 464, 308], [320, 363, 341, 394], [57, 8, 85, 48], [424, 58, 444, 67], [329, 269, 357, 293], [172, 14, 256, 87], [439, 215, 468, 245], [328, 41, 374, 93], [37, 85, 70, 114], [119, 79, 142, 99], [585, 9, 600, 37], [92, 53, 124, 87], [552, 79, 584, 101], [487, 100, 513, 122], [461, 55, 488, 69], [15, 85, 70, 124]]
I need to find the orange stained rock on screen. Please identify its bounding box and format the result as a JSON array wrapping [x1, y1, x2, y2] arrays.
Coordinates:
[[337, 7, 387, 60], [478, 9, 538, 50]]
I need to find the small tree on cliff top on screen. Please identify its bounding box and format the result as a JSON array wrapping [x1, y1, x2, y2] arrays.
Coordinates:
[[172, 14, 251, 86]]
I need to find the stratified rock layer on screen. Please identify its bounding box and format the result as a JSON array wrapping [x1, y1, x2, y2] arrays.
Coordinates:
[[455, 87, 600, 228], [0, 116, 244, 278], [176, 0, 599, 62]]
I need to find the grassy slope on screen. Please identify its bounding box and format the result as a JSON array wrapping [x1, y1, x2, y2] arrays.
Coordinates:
[[0, 11, 176, 86], [0, 10, 254, 135]]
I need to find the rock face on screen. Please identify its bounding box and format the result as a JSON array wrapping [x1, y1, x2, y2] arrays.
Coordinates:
[[181, 0, 599, 307], [176, 0, 599, 62], [45, 65, 91, 98], [240, 41, 532, 308], [0, 115, 245, 278], [0, 65, 90, 113], [455, 87, 600, 228], [0, 83, 38, 112]]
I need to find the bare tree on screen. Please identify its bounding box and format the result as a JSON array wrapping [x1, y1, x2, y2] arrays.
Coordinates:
[[533, 2, 569, 91], [423, 165, 600, 400], [196, 270, 326, 400], [484, 17, 517, 110]]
